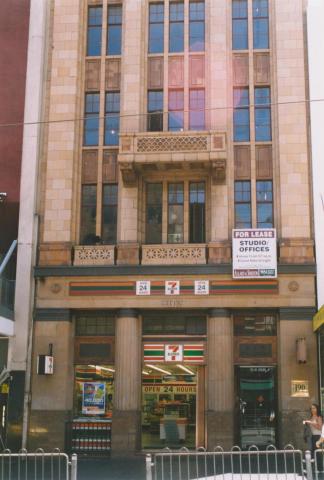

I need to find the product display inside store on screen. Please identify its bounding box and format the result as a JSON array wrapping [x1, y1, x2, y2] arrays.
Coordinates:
[[141, 364, 197, 449], [69, 365, 114, 453]]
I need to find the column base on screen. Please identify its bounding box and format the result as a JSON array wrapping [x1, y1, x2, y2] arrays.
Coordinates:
[[28, 410, 71, 451], [111, 410, 141, 454], [206, 410, 234, 450]]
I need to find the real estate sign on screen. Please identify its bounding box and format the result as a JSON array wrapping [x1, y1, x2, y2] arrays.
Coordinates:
[[232, 229, 277, 279]]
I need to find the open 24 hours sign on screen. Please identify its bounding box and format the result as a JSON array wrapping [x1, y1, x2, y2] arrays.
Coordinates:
[[232, 229, 277, 279]]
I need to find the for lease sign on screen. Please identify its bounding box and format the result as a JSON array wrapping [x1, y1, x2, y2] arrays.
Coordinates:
[[232, 229, 277, 279]]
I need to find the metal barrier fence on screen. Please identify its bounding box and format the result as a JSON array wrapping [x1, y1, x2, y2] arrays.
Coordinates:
[[314, 449, 324, 480], [0, 449, 77, 480], [146, 445, 306, 480]]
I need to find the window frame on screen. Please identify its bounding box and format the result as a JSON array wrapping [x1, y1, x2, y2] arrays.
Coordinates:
[[232, 0, 248, 50], [84, 92, 100, 146], [107, 4, 122, 56], [253, 0, 269, 49], [104, 91, 120, 146], [256, 180, 273, 228], [102, 183, 118, 245], [169, 1, 185, 53], [147, 90, 164, 132], [234, 180, 252, 228], [233, 87, 250, 142], [254, 86, 272, 142], [148, 3, 164, 54], [189, 0, 205, 52], [87, 6, 103, 57]]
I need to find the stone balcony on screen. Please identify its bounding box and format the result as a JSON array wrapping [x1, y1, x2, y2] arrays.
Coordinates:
[[71, 241, 231, 266], [118, 130, 227, 186]]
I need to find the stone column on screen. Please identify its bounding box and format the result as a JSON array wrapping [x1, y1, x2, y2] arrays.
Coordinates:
[[113, 309, 141, 453], [278, 310, 318, 449], [207, 309, 234, 449]]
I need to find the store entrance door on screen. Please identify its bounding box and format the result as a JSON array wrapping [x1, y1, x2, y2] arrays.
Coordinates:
[[236, 366, 277, 449], [141, 364, 203, 449]]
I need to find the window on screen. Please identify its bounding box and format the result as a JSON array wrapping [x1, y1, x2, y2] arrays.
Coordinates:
[[233, 88, 250, 141], [168, 183, 184, 243], [232, 0, 248, 50], [189, 1, 205, 52], [234, 314, 276, 336], [253, 0, 269, 49], [145, 180, 206, 244], [104, 92, 120, 146], [256, 180, 273, 228], [107, 5, 122, 55], [189, 89, 205, 130], [84, 93, 100, 146], [102, 184, 118, 244], [189, 182, 205, 243], [76, 313, 115, 336], [146, 183, 163, 244], [168, 90, 184, 131], [255, 87, 271, 141], [143, 313, 206, 335], [80, 185, 97, 245], [147, 90, 163, 131], [87, 6, 102, 56], [169, 2, 184, 53], [149, 3, 164, 53], [234, 181, 251, 228]]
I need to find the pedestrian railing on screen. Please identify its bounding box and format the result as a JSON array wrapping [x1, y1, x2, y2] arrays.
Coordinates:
[[313, 449, 324, 480], [0, 449, 77, 480], [146, 445, 306, 480]]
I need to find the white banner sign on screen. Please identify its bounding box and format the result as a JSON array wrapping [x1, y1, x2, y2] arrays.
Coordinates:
[[165, 280, 180, 295], [136, 280, 151, 295], [194, 280, 209, 295], [232, 229, 277, 279], [165, 344, 183, 362]]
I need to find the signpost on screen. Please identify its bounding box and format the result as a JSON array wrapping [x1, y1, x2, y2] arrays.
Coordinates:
[[232, 228, 277, 279]]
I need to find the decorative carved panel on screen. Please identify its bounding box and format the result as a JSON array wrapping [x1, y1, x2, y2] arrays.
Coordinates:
[[142, 244, 206, 265], [148, 57, 164, 89], [234, 145, 251, 180], [85, 59, 101, 90], [233, 55, 249, 86], [74, 245, 115, 265], [103, 151, 118, 182], [82, 151, 98, 183], [168, 56, 184, 87], [256, 145, 273, 179], [189, 56, 205, 87], [137, 135, 208, 152], [105, 59, 121, 90], [254, 53, 270, 85]]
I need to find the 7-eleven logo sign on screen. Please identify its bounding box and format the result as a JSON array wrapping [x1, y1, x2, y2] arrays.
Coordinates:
[[165, 344, 183, 362]]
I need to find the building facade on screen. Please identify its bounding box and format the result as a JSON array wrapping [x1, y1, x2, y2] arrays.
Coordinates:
[[29, 0, 317, 453], [308, 0, 324, 412], [0, 0, 31, 450]]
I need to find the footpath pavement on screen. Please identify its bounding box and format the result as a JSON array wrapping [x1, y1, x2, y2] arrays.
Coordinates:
[[77, 455, 147, 480]]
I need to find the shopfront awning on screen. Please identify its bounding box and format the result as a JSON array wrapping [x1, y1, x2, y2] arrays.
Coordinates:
[[313, 305, 324, 331]]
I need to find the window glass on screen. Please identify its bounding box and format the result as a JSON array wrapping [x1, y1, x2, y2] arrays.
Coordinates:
[[169, 2, 184, 53], [105, 92, 120, 146], [149, 3, 164, 53], [148, 90, 163, 131], [189, 89, 205, 130], [189, 182, 205, 243], [235, 181, 251, 228], [255, 87, 271, 141], [253, 0, 269, 49], [168, 183, 184, 243], [76, 314, 115, 336], [84, 93, 100, 146], [256, 180, 273, 228], [168, 90, 184, 131], [233, 88, 250, 141], [107, 5, 122, 55], [142, 314, 206, 335], [189, 1, 205, 52], [87, 6, 102, 56], [102, 184, 118, 244], [232, 0, 248, 50], [146, 183, 163, 244], [80, 185, 97, 244], [234, 315, 276, 336]]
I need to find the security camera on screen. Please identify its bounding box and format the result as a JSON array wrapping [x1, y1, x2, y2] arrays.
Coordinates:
[[0, 193, 7, 203]]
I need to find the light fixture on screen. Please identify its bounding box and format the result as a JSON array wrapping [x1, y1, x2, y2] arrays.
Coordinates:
[[142, 370, 149, 376], [0, 193, 7, 203], [89, 365, 115, 373], [296, 337, 307, 364], [146, 364, 172, 375], [176, 364, 195, 375]]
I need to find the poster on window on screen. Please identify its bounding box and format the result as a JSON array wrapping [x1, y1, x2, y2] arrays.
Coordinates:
[[232, 229, 277, 279], [82, 382, 106, 415]]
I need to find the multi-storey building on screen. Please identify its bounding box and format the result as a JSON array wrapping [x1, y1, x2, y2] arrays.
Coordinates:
[[308, 0, 324, 411], [0, 0, 31, 450], [29, 0, 317, 453]]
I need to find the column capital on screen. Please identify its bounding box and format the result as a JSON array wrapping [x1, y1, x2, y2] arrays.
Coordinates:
[[208, 308, 230, 318], [117, 308, 139, 318]]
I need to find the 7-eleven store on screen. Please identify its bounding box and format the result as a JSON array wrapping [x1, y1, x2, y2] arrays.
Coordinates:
[[142, 342, 206, 449]]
